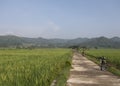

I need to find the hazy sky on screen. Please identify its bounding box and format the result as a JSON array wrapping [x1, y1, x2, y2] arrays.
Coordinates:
[[0, 0, 120, 38]]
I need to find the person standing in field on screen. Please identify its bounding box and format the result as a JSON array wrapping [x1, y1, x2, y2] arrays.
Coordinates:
[[100, 56, 107, 71]]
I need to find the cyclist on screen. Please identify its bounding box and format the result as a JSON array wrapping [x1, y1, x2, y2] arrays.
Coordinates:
[[100, 56, 107, 71]]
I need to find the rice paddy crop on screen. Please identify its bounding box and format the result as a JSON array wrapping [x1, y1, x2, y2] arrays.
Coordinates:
[[0, 49, 72, 86]]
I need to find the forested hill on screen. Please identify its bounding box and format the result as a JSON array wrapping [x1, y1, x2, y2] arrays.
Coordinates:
[[0, 35, 120, 48], [79, 37, 120, 48]]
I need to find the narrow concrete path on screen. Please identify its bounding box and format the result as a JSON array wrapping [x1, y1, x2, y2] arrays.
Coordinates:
[[67, 52, 120, 86]]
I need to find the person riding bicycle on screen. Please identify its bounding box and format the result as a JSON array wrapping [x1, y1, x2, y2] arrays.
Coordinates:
[[99, 56, 107, 71]]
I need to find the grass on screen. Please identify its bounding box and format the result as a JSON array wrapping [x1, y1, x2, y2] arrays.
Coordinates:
[[0, 48, 72, 86], [56, 66, 70, 86], [85, 49, 120, 76]]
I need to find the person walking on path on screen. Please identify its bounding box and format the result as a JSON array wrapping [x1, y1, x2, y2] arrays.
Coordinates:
[[99, 56, 107, 71]]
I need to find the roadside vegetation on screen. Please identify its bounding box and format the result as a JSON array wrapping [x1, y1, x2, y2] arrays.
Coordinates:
[[85, 49, 120, 76], [0, 48, 72, 86]]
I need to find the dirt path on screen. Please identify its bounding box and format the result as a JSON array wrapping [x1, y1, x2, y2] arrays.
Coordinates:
[[66, 52, 120, 86]]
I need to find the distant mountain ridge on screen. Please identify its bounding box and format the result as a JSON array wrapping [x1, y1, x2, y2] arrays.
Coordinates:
[[79, 37, 120, 48], [0, 35, 120, 48]]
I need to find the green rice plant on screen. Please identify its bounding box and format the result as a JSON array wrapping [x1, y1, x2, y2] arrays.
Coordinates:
[[0, 49, 72, 86]]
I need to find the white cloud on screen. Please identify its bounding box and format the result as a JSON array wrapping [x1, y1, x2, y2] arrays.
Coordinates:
[[47, 21, 60, 31], [39, 21, 61, 38], [0, 21, 61, 38], [0, 31, 14, 35]]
